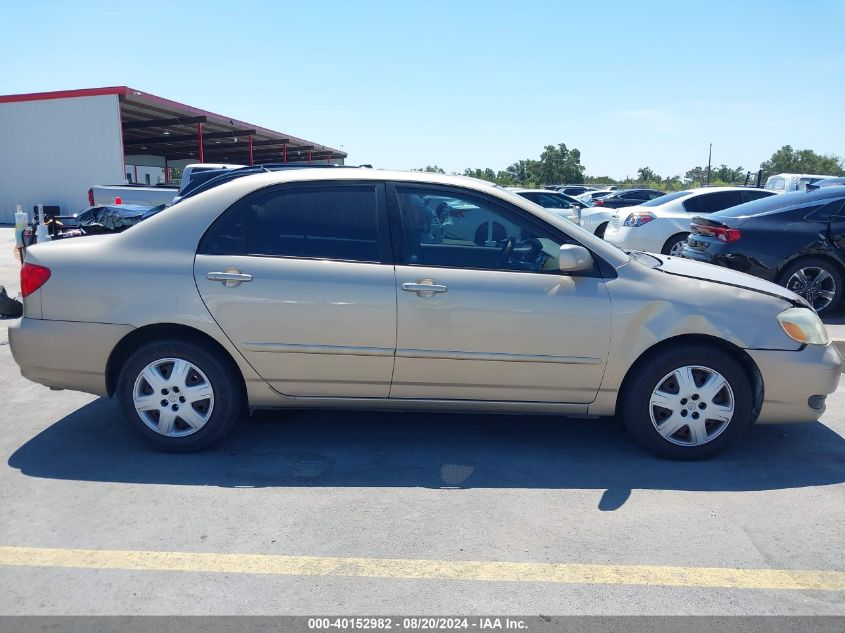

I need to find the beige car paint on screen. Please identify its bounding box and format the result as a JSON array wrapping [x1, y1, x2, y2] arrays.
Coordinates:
[[8, 169, 842, 423]]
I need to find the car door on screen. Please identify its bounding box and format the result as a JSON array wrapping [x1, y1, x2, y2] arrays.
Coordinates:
[[613, 191, 643, 208], [193, 181, 397, 398], [387, 182, 612, 404], [816, 198, 845, 254]]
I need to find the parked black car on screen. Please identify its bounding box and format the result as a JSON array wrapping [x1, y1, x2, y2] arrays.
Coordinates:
[[592, 188, 665, 209], [807, 177, 845, 191], [547, 185, 594, 196], [683, 186, 845, 314]]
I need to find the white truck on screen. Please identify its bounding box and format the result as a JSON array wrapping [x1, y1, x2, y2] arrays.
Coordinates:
[[763, 173, 837, 193], [88, 163, 244, 206]]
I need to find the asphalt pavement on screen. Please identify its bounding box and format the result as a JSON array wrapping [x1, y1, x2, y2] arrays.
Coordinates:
[[0, 227, 842, 615]]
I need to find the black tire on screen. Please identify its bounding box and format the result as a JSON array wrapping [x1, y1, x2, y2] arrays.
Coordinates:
[[620, 345, 754, 460], [595, 222, 608, 239], [0, 286, 23, 318], [776, 257, 843, 316], [116, 339, 243, 452], [661, 233, 690, 256]]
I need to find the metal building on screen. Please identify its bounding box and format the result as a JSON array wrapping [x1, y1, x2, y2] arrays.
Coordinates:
[[0, 86, 347, 223]]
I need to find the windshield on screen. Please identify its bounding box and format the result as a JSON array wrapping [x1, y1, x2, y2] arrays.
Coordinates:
[[640, 190, 694, 207]]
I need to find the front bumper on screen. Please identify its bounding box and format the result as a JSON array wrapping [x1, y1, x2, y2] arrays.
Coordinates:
[[8, 318, 133, 396], [748, 342, 842, 424]]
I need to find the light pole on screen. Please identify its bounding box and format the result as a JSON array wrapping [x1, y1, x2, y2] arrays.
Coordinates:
[[706, 143, 712, 186]]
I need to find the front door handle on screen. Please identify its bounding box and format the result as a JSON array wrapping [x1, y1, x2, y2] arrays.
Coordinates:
[[207, 270, 253, 287], [401, 279, 448, 298]]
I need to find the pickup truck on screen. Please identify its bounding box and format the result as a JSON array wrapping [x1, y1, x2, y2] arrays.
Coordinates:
[[88, 183, 179, 207], [88, 163, 244, 207]]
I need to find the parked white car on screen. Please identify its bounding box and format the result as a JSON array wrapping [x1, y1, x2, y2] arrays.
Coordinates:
[[422, 194, 521, 245], [603, 187, 775, 256], [764, 173, 837, 194], [509, 188, 586, 224]]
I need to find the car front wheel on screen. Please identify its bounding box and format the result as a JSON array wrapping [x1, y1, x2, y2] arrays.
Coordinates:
[[117, 339, 243, 452], [621, 345, 754, 459]]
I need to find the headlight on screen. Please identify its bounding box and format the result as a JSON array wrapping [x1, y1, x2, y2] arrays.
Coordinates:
[[777, 307, 829, 345]]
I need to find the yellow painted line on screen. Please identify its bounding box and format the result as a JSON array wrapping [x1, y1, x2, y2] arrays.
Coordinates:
[[0, 546, 843, 591]]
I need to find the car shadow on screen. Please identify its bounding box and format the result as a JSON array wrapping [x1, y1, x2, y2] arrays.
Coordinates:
[[8, 398, 845, 510]]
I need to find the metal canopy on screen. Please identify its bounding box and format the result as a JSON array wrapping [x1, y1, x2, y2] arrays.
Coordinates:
[[116, 86, 346, 166]]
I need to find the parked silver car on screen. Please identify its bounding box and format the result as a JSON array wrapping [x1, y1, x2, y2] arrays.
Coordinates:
[[9, 170, 842, 458]]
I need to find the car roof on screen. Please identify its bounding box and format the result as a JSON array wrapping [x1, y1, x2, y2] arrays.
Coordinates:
[[708, 185, 845, 219], [181, 167, 526, 201], [684, 186, 768, 195], [510, 188, 567, 194]]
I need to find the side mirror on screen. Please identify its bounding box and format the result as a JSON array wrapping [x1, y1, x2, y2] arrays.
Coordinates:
[[558, 244, 593, 273]]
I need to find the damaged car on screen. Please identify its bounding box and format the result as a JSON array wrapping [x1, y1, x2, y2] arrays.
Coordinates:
[[9, 169, 842, 459]]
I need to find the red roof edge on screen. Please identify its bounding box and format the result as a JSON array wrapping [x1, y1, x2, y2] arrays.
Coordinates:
[[0, 86, 128, 104]]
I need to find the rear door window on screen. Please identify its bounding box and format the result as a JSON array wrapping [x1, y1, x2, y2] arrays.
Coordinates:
[[198, 183, 389, 263]]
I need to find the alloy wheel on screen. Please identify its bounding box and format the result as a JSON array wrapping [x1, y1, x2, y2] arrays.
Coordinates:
[[132, 357, 215, 437], [785, 267, 836, 312], [668, 239, 686, 257], [649, 365, 735, 446]]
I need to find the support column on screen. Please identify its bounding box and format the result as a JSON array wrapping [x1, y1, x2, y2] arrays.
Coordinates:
[[283, 143, 287, 164], [308, 149, 312, 164], [197, 122, 204, 162], [248, 135, 254, 166]]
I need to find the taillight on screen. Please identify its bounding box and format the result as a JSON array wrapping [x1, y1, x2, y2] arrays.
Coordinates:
[[21, 263, 51, 298], [594, 199, 605, 206], [623, 212, 656, 228], [88, 188, 94, 206], [691, 223, 742, 243]]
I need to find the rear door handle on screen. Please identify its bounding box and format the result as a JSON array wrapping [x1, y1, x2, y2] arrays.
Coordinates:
[[207, 270, 253, 287], [401, 279, 447, 297]]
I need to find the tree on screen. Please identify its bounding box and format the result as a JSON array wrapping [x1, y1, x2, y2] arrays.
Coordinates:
[[413, 165, 445, 173], [461, 141, 585, 187], [711, 164, 746, 184], [684, 166, 707, 184], [536, 143, 585, 185], [637, 166, 660, 183], [505, 159, 539, 185], [760, 145, 845, 177]]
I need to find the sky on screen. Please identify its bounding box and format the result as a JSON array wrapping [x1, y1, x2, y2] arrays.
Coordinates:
[[2, 0, 844, 179]]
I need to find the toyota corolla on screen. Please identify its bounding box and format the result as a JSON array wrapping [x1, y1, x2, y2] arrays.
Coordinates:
[[9, 169, 841, 459]]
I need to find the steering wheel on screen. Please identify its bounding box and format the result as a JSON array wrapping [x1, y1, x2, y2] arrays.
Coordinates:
[[497, 238, 516, 267], [499, 237, 544, 269]]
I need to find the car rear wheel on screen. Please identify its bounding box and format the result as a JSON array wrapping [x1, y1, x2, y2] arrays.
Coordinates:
[[621, 345, 754, 459], [777, 258, 843, 316], [595, 222, 608, 239], [661, 233, 689, 257], [117, 339, 243, 452]]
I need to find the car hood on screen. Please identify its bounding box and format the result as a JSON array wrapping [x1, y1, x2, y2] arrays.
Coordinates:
[[653, 254, 808, 306]]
